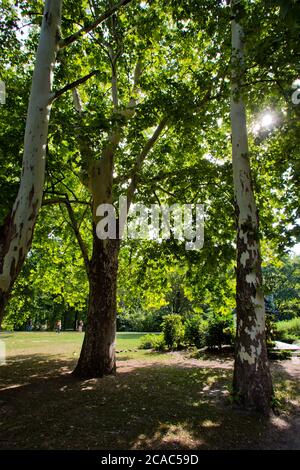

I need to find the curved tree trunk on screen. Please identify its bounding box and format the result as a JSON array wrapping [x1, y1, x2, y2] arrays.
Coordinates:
[[73, 232, 120, 378], [230, 0, 273, 414], [0, 0, 62, 326]]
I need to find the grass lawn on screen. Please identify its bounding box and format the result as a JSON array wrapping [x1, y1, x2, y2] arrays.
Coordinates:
[[0, 332, 300, 450], [1, 331, 151, 358]]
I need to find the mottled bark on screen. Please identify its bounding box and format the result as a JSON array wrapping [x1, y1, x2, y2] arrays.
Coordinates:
[[0, 0, 62, 325], [230, 0, 273, 413], [73, 232, 120, 378], [232, 209, 273, 413], [72, 52, 166, 378]]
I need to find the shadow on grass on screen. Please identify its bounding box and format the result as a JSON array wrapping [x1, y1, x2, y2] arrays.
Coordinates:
[[0, 354, 299, 450]]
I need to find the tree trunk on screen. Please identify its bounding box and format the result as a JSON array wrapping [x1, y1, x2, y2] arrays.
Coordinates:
[[73, 231, 120, 378], [0, 0, 62, 325], [230, 0, 273, 413], [72, 60, 165, 379], [0, 290, 9, 327], [74, 309, 78, 331]]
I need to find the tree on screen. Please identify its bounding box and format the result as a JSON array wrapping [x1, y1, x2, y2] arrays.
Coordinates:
[[0, 0, 132, 325], [4, 203, 89, 331], [263, 255, 300, 320], [230, 0, 273, 413], [0, 0, 63, 325], [71, 6, 168, 376], [66, 0, 229, 378]]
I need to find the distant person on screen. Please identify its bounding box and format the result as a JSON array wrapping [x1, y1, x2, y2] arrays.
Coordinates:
[[55, 320, 62, 334], [78, 320, 84, 332]]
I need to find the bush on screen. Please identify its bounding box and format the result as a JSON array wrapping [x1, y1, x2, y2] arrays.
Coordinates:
[[184, 315, 207, 348], [268, 349, 292, 361], [117, 309, 165, 332], [204, 312, 235, 349], [161, 314, 185, 350], [0, 320, 14, 331], [275, 317, 300, 343], [139, 333, 166, 350]]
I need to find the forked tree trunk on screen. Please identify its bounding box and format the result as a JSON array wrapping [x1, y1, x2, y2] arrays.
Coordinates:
[[72, 65, 166, 377], [73, 230, 120, 378], [0, 0, 62, 325], [230, 0, 273, 413]]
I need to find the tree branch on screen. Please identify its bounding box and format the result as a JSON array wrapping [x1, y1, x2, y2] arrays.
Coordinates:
[[42, 197, 91, 275], [126, 117, 168, 210], [117, 59, 143, 119], [49, 70, 99, 103], [59, 0, 132, 49], [42, 197, 91, 206], [65, 200, 91, 275], [108, 45, 119, 109]]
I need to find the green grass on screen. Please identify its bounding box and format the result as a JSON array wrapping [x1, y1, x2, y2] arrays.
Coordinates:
[[0, 331, 148, 355], [276, 317, 300, 343], [0, 331, 165, 362]]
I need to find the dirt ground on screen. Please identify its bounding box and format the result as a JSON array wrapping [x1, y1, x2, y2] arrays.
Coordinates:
[[0, 351, 299, 450]]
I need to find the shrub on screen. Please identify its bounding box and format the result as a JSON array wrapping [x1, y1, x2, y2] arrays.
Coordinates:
[[268, 350, 292, 361], [184, 315, 207, 348], [0, 320, 14, 331], [139, 333, 166, 350], [275, 317, 300, 343], [117, 309, 165, 332], [161, 314, 185, 350], [204, 312, 235, 349]]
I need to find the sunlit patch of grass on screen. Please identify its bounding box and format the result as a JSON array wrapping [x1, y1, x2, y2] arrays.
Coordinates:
[[201, 419, 221, 428], [1, 331, 152, 359], [276, 318, 300, 343], [272, 378, 300, 412], [132, 423, 205, 449]]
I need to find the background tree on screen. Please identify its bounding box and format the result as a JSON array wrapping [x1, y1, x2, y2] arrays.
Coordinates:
[[0, 0, 132, 325]]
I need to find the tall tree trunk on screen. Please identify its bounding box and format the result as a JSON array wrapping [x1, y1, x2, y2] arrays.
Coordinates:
[[230, 0, 273, 413], [72, 57, 165, 378], [0, 0, 62, 325], [73, 147, 119, 378], [73, 231, 120, 378]]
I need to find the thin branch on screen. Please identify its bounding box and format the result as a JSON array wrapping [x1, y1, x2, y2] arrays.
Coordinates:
[[99, 61, 144, 165], [108, 45, 119, 109], [65, 200, 91, 275], [133, 59, 143, 88], [88, 0, 97, 18], [42, 196, 91, 274], [59, 0, 132, 49], [155, 184, 177, 199], [42, 198, 91, 206], [241, 78, 277, 88], [126, 117, 168, 210], [124, 59, 143, 113], [49, 70, 99, 103]]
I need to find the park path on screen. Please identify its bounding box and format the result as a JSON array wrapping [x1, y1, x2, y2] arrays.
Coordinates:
[[275, 340, 300, 351]]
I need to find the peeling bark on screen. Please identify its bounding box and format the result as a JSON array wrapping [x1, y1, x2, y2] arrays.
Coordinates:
[[72, 133, 118, 378], [72, 48, 167, 378], [0, 0, 62, 326], [73, 231, 120, 378], [230, 0, 273, 413]]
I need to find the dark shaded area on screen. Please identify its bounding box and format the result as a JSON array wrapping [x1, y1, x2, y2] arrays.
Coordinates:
[[0, 354, 299, 450]]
